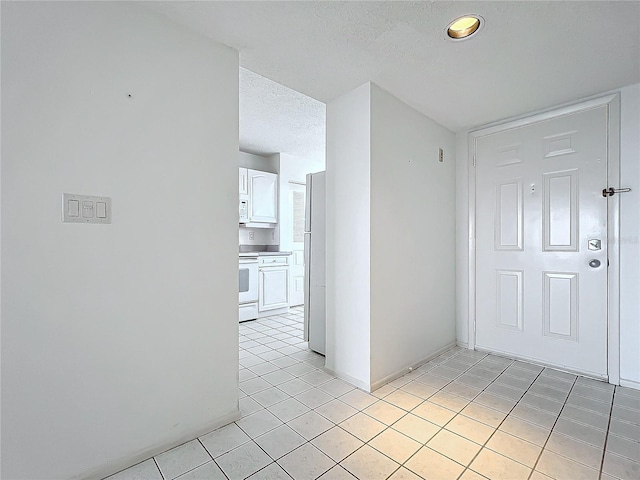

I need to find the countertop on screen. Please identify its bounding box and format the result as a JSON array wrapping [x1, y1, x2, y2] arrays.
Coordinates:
[[239, 251, 292, 257]]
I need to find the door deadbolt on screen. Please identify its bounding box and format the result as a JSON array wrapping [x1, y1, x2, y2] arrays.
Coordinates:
[[588, 239, 602, 251], [589, 259, 601, 268]]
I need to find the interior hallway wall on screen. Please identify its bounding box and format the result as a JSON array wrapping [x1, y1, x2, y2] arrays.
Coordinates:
[[369, 84, 456, 387], [326, 83, 456, 391], [1, 3, 239, 478], [326, 83, 372, 389]]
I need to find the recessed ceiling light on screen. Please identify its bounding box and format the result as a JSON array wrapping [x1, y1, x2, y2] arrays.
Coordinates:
[[447, 15, 483, 40]]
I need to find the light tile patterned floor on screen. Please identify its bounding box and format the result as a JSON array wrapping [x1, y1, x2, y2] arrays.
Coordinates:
[[108, 306, 640, 480]]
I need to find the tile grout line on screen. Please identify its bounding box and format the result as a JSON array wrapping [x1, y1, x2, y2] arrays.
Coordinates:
[[526, 374, 579, 480], [453, 354, 544, 480], [598, 386, 617, 480]]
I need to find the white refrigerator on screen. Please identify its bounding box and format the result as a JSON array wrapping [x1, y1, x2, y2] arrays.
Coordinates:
[[304, 171, 326, 355]]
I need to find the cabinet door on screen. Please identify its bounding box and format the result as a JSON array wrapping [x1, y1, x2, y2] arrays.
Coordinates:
[[249, 170, 278, 223], [259, 267, 289, 311], [239, 168, 248, 195]]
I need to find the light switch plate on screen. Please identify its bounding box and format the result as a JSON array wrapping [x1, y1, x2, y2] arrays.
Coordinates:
[[62, 193, 111, 224]]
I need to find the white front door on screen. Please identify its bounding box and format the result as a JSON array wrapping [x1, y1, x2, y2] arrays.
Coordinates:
[[288, 183, 306, 306], [475, 105, 609, 378]]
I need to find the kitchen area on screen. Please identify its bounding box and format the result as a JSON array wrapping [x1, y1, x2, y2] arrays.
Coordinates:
[[238, 150, 326, 355]]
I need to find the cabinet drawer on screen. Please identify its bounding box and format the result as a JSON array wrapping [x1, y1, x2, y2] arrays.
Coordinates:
[[259, 256, 289, 266], [239, 302, 258, 322]]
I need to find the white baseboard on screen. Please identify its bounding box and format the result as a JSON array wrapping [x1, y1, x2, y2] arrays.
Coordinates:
[[620, 378, 640, 390], [258, 306, 289, 318], [369, 341, 458, 393], [323, 366, 371, 392], [78, 409, 241, 480]]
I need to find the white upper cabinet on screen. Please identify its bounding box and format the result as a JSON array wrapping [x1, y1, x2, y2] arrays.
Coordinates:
[[248, 169, 278, 223], [239, 167, 248, 195]]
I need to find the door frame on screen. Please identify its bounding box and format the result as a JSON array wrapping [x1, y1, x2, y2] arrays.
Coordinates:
[[467, 93, 621, 384]]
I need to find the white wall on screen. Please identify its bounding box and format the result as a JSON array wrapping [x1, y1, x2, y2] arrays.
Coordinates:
[[239, 150, 278, 173], [326, 83, 372, 389], [1, 3, 239, 479], [619, 83, 640, 387], [326, 83, 456, 391], [455, 84, 640, 388], [369, 85, 456, 387]]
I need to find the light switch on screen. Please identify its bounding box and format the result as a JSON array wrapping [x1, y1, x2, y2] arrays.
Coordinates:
[[82, 201, 94, 218], [68, 200, 79, 217], [62, 193, 111, 224], [96, 202, 107, 218]]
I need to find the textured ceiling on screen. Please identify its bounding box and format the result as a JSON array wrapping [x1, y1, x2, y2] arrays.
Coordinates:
[[240, 68, 325, 163], [150, 0, 640, 155]]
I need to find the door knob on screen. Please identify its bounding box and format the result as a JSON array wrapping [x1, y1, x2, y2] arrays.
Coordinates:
[[589, 259, 601, 268]]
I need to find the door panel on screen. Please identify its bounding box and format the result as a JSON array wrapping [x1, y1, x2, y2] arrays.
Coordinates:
[[259, 267, 289, 311], [475, 106, 608, 377]]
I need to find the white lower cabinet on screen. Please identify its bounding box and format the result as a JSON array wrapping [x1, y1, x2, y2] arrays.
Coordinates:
[[259, 263, 289, 312]]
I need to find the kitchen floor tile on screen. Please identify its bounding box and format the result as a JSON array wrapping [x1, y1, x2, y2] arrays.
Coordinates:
[[254, 424, 306, 460], [602, 451, 640, 479], [369, 428, 421, 464], [363, 400, 406, 425], [277, 378, 313, 396], [294, 387, 334, 409], [287, 411, 333, 440], [174, 461, 226, 480], [236, 409, 283, 438], [315, 399, 359, 424], [383, 390, 425, 411], [340, 445, 399, 480], [429, 391, 471, 412], [470, 448, 531, 480], [339, 412, 386, 442], [215, 441, 272, 480], [245, 462, 292, 480], [545, 431, 604, 469], [319, 378, 356, 397], [252, 386, 290, 408], [311, 426, 364, 462], [338, 389, 378, 410], [445, 414, 495, 445], [267, 397, 310, 423], [411, 400, 457, 426], [387, 467, 423, 480], [499, 415, 551, 446], [405, 447, 465, 480], [427, 429, 482, 466], [460, 402, 507, 428], [105, 459, 163, 480], [509, 402, 558, 429], [606, 433, 640, 462], [240, 396, 264, 417], [536, 449, 599, 480], [154, 440, 211, 480], [392, 413, 440, 443], [262, 370, 296, 386], [278, 443, 335, 480], [199, 423, 250, 458], [485, 430, 542, 468], [399, 381, 438, 399], [317, 465, 357, 479], [553, 417, 607, 448]]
